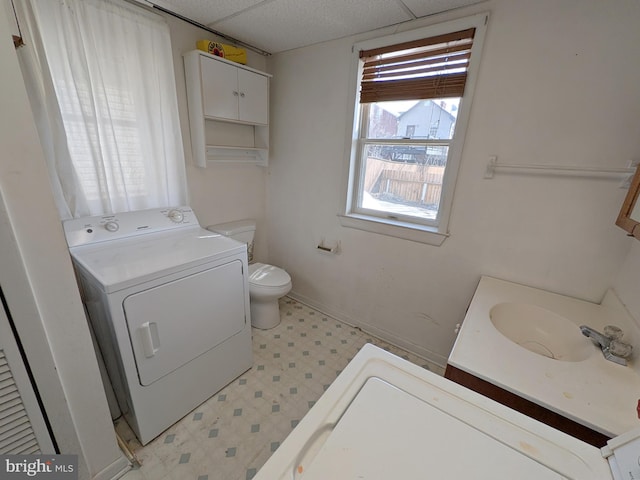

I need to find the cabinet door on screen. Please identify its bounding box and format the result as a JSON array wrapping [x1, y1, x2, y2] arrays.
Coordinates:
[[201, 56, 239, 121], [238, 68, 269, 125]]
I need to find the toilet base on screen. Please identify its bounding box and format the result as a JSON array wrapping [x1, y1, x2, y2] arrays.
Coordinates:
[[250, 298, 281, 329]]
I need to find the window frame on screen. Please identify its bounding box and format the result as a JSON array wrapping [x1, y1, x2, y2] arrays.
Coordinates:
[[339, 13, 489, 246]]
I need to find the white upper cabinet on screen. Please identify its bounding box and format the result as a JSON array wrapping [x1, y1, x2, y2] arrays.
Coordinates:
[[201, 57, 269, 125], [237, 68, 269, 125], [184, 50, 271, 167]]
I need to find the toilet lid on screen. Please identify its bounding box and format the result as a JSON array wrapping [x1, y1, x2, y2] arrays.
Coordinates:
[[249, 263, 291, 287]]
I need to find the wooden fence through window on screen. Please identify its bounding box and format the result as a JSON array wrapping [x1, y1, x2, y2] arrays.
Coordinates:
[[364, 157, 444, 207]]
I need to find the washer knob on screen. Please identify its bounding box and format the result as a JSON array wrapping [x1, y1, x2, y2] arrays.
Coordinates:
[[168, 209, 184, 223], [104, 221, 119, 232]]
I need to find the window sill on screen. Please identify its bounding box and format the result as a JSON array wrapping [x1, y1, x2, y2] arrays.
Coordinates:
[[337, 213, 449, 246]]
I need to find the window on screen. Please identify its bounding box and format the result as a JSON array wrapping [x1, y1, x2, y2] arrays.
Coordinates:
[[340, 14, 488, 245]]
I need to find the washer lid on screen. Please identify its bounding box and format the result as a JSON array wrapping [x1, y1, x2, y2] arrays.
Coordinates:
[[297, 378, 591, 479], [254, 344, 613, 480], [249, 263, 291, 287], [602, 427, 640, 480], [69, 228, 245, 293]]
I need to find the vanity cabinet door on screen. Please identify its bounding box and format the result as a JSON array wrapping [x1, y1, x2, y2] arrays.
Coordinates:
[[201, 56, 239, 121]]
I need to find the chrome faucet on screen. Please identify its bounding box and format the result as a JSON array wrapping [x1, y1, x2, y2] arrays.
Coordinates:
[[580, 325, 633, 366]]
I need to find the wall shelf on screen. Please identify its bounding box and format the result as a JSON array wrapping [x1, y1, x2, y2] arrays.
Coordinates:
[[205, 145, 268, 165]]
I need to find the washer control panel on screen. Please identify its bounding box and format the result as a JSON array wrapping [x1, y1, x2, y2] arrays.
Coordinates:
[[63, 207, 199, 247]]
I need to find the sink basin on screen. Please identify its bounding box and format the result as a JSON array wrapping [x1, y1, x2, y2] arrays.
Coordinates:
[[489, 303, 593, 362]]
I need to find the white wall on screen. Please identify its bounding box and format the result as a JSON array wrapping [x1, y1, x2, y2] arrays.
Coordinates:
[[614, 241, 640, 323], [0, 6, 128, 480], [267, 0, 640, 365], [162, 13, 270, 260]]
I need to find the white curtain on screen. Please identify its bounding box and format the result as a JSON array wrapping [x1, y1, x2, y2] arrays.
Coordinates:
[[15, 0, 188, 219]]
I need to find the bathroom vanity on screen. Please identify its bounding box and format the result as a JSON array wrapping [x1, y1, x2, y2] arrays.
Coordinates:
[[446, 276, 640, 447]]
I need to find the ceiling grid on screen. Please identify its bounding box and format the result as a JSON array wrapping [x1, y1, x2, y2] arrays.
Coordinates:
[[149, 0, 484, 53]]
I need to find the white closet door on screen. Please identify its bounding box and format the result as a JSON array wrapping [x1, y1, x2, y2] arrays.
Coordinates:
[[0, 299, 55, 454]]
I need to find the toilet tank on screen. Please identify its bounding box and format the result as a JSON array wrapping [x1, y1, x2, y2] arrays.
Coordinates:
[[207, 220, 256, 262]]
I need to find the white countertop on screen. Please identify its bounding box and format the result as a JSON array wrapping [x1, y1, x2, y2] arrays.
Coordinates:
[[448, 276, 640, 437]]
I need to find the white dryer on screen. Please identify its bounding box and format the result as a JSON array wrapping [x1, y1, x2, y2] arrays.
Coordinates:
[[64, 207, 252, 445]]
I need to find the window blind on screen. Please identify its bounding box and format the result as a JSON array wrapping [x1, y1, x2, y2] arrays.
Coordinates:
[[359, 28, 476, 103]]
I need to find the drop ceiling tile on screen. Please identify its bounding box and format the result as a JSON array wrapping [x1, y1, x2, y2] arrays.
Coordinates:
[[400, 0, 485, 18], [152, 0, 264, 24], [211, 0, 413, 53]]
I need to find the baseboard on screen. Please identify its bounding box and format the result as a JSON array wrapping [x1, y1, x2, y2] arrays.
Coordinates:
[[286, 291, 448, 369], [92, 453, 131, 480]]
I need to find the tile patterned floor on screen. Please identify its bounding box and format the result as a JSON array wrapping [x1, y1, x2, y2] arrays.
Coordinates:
[[119, 297, 443, 480]]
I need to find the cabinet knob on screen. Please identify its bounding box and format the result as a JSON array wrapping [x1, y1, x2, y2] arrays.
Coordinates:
[[240, 92, 245, 97], [233, 91, 239, 96]]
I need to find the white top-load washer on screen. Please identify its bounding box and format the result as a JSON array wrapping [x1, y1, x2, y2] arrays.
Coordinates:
[[64, 207, 252, 445], [254, 344, 640, 479]]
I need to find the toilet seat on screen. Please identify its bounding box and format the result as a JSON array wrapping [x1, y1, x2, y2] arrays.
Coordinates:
[[249, 263, 291, 288]]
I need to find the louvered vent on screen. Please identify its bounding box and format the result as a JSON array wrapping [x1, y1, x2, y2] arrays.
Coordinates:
[[0, 350, 40, 454]]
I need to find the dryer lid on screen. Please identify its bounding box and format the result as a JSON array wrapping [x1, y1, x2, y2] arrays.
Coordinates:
[[249, 263, 290, 287], [70, 228, 245, 293]]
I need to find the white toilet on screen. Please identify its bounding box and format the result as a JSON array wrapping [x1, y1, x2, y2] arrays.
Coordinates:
[[207, 220, 291, 329]]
